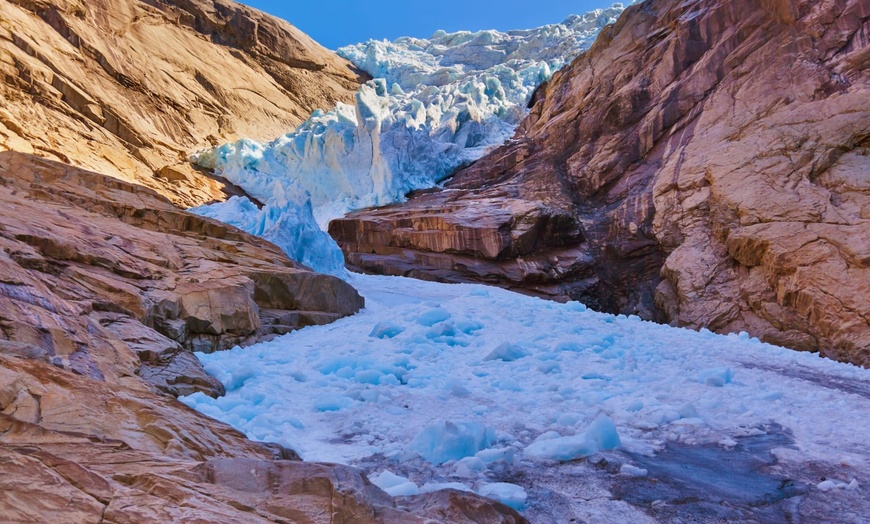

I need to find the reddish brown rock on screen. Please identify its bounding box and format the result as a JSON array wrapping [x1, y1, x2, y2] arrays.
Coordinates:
[[0, 0, 366, 207], [331, 0, 870, 366], [0, 357, 526, 523]]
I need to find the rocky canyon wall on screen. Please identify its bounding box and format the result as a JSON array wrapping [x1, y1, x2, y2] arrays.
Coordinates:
[[0, 0, 365, 207], [331, 0, 870, 366]]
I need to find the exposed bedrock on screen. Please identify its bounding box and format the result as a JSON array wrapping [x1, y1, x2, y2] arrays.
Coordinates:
[[0, 0, 366, 207], [0, 151, 364, 395], [330, 0, 870, 366]]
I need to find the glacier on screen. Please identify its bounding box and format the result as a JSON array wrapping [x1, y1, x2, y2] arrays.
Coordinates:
[[191, 4, 627, 274]]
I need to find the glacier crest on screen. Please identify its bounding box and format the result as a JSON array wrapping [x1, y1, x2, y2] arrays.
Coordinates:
[[191, 5, 627, 275]]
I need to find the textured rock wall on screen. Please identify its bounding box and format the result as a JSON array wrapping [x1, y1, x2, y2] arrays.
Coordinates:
[[0, 0, 365, 207], [0, 151, 364, 394], [331, 0, 870, 366]]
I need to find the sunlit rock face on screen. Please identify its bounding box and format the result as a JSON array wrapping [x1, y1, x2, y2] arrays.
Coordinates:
[[331, 0, 870, 366], [0, 0, 364, 208]]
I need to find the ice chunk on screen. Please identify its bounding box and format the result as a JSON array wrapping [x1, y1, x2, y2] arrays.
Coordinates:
[[525, 416, 620, 462], [700, 368, 734, 387], [539, 361, 561, 374], [354, 369, 383, 385], [557, 413, 581, 427], [417, 308, 451, 326], [534, 431, 562, 442], [586, 416, 621, 449], [493, 378, 522, 391], [678, 403, 700, 419], [314, 395, 354, 412], [477, 482, 528, 510], [620, 464, 649, 477], [408, 420, 496, 464], [455, 456, 487, 476], [817, 480, 838, 492], [524, 432, 598, 462], [484, 342, 528, 362], [818, 479, 859, 492], [370, 321, 405, 339], [370, 470, 420, 497], [475, 447, 515, 464]]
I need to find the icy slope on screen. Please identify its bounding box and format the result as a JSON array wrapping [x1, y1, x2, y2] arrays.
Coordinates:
[[182, 274, 870, 519], [190, 4, 626, 275]]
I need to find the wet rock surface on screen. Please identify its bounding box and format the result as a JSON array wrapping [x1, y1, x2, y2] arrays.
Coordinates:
[[0, 0, 365, 207], [615, 429, 807, 522], [331, 0, 870, 366]]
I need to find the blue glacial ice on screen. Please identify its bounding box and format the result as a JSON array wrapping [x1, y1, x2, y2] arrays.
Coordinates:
[[190, 5, 627, 275]]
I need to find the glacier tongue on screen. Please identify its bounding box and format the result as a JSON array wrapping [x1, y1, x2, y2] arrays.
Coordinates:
[[191, 5, 627, 274]]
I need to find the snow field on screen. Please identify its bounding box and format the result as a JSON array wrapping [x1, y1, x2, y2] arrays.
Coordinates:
[[182, 274, 870, 510]]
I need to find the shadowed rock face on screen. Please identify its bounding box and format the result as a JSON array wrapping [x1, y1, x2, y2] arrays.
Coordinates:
[[0, 0, 366, 207], [331, 0, 870, 366], [0, 152, 525, 523]]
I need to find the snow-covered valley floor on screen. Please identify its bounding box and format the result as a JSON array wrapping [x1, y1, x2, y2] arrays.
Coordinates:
[[183, 274, 870, 522]]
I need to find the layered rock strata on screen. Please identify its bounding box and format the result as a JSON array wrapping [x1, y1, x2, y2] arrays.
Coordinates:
[[0, 151, 364, 395], [0, 0, 365, 207], [331, 0, 870, 366]]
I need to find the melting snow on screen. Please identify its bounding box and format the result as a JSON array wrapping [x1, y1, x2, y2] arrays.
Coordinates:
[[182, 274, 870, 513]]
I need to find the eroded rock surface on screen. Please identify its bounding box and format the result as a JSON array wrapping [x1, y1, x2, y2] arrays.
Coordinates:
[[331, 0, 870, 366], [0, 0, 365, 207], [0, 151, 364, 392], [0, 152, 523, 523]]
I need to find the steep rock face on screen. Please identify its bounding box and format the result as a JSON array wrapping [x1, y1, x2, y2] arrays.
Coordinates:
[[0, 0, 364, 207], [331, 0, 870, 366], [0, 152, 524, 523]]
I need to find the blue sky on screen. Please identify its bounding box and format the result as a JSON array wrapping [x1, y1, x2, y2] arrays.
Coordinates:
[[240, 1, 619, 49]]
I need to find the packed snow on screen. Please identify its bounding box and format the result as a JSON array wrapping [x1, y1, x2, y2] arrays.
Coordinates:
[[182, 274, 870, 516], [190, 5, 626, 275]]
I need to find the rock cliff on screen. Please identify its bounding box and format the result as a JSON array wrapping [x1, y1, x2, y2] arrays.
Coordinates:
[[0, 0, 365, 207], [330, 0, 870, 366]]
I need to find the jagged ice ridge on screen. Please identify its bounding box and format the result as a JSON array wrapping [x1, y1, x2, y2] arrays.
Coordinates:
[[191, 4, 627, 275]]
